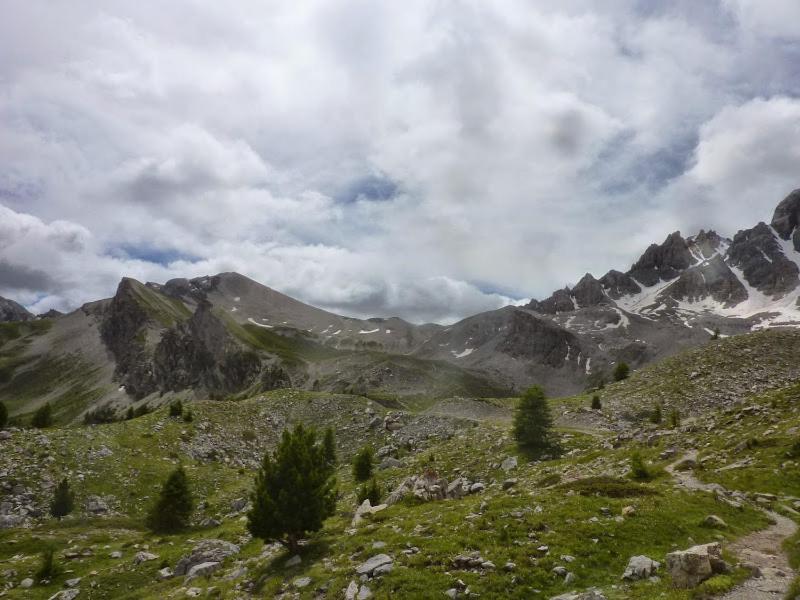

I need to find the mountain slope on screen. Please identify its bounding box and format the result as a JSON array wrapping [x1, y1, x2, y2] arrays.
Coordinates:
[[0, 295, 33, 322]]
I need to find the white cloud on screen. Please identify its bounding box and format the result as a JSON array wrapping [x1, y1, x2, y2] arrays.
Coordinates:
[[0, 1, 799, 322]]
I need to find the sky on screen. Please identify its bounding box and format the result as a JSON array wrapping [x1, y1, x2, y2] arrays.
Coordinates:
[[2, 0, 800, 323]]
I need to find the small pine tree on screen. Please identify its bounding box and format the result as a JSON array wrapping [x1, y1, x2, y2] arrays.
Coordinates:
[[513, 385, 555, 453], [126, 406, 135, 420], [169, 400, 183, 418], [629, 452, 651, 481], [35, 545, 60, 581], [32, 402, 53, 428], [50, 478, 75, 520], [712, 327, 720, 340], [613, 362, 630, 382], [669, 408, 681, 429], [182, 409, 193, 423], [352, 446, 374, 482], [650, 403, 662, 424], [591, 395, 602, 410], [247, 424, 336, 553], [322, 427, 337, 466], [357, 477, 382, 506], [0, 400, 7, 430], [146, 466, 193, 533]]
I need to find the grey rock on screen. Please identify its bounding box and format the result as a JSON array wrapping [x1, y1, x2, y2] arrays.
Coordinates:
[[186, 561, 220, 580], [500, 456, 518, 471], [622, 555, 660, 581], [174, 539, 241, 576], [356, 554, 393, 577], [666, 542, 727, 589], [294, 576, 312, 588]]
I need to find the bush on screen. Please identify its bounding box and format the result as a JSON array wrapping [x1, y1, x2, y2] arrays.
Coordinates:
[[669, 408, 681, 429], [0, 400, 7, 429], [513, 385, 555, 453], [50, 478, 75, 520], [168, 400, 183, 418], [243, 429, 257, 442], [613, 362, 630, 381], [83, 405, 117, 425], [322, 427, 337, 466], [649, 403, 662, 424], [787, 439, 800, 458], [125, 406, 135, 420], [35, 545, 60, 581], [629, 452, 651, 481], [352, 446, 374, 482], [134, 403, 150, 417], [590, 395, 602, 410], [357, 477, 382, 506], [31, 402, 53, 428], [146, 466, 193, 533], [182, 409, 193, 423], [247, 424, 337, 553]]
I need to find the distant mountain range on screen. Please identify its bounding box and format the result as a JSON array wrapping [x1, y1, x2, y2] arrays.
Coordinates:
[[3, 189, 800, 423]]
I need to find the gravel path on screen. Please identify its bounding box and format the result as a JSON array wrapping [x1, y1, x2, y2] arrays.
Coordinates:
[[667, 452, 798, 600]]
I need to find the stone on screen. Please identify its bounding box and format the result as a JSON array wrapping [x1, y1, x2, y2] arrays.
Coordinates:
[[185, 588, 202, 597], [186, 561, 220, 580], [501, 456, 518, 471], [174, 539, 240, 577], [549, 590, 607, 600], [357, 585, 373, 599], [47, 591, 80, 600], [230, 497, 248, 513], [133, 551, 158, 565], [294, 576, 312, 588], [445, 589, 458, 599], [378, 457, 403, 470], [356, 554, 393, 577], [345, 581, 359, 600], [622, 506, 636, 517], [666, 542, 727, 589], [285, 554, 302, 568], [622, 555, 660, 581], [84, 496, 110, 514], [503, 479, 518, 490], [109, 551, 122, 559], [158, 567, 174, 580], [65, 577, 81, 587], [19, 578, 34, 588], [469, 482, 485, 494]]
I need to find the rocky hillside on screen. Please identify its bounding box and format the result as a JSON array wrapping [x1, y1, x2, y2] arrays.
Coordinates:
[[0, 296, 32, 323], [1, 328, 799, 599]]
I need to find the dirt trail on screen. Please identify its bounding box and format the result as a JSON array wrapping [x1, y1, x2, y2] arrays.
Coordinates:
[[667, 452, 798, 599]]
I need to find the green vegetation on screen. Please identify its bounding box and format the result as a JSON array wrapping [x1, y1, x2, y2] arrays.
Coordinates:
[[591, 394, 602, 410], [614, 361, 630, 381], [357, 477, 382, 506], [34, 545, 60, 582], [168, 399, 183, 417], [352, 445, 374, 482], [247, 424, 337, 553], [31, 402, 53, 428], [513, 385, 556, 454], [0, 400, 6, 429], [323, 426, 337, 466], [669, 407, 681, 429], [649, 402, 662, 424], [127, 279, 192, 327], [146, 466, 193, 534], [50, 478, 75, 520], [629, 452, 652, 481]]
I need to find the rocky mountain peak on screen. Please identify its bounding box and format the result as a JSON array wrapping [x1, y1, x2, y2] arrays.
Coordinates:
[[629, 231, 693, 286], [771, 189, 800, 250], [0, 295, 33, 323], [572, 273, 607, 308]]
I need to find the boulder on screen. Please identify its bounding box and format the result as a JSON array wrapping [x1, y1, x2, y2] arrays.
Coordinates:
[[501, 456, 518, 472], [345, 581, 359, 600], [378, 457, 403, 470], [622, 555, 660, 580], [47, 591, 80, 600], [175, 539, 240, 577], [84, 496, 109, 514], [703, 515, 727, 529], [356, 554, 393, 577], [666, 542, 728, 589], [133, 551, 158, 565], [186, 561, 220, 580]]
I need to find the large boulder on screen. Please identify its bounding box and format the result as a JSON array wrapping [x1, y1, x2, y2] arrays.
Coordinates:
[[665, 542, 728, 589], [175, 539, 240, 577], [356, 554, 393, 578], [621, 555, 660, 581]]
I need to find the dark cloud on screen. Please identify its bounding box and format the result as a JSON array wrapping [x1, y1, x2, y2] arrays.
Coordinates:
[[0, 260, 56, 292]]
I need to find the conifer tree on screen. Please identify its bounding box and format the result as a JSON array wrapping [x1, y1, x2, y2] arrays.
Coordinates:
[[247, 424, 336, 553], [50, 478, 75, 519], [650, 402, 663, 424], [613, 362, 630, 382], [146, 466, 193, 533], [513, 385, 555, 453], [322, 427, 337, 466], [591, 394, 602, 410], [352, 446, 374, 482], [357, 477, 381, 506], [0, 400, 7, 430], [32, 402, 53, 428], [169, 400, 183, 418]]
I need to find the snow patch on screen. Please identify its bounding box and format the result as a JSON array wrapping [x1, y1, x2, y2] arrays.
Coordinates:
[[247, 318, 273, 328], [359, 328, 380, 334], [452, 348, 474, 358]]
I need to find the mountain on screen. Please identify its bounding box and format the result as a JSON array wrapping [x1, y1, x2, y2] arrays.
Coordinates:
[[3, 190, 800, 423], [0, 295, 33, 322]]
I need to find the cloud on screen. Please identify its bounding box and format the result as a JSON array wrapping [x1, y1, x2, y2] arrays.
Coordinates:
[[1, 1, 799, 322]]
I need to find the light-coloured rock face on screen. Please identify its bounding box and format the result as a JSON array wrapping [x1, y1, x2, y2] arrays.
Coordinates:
[[186, 561, 221, 580], [501, 456, 518, 471], [621, 555, 660, 581], [549, 590, 607, 600], [175, 539, 241, 577], [355, 554, 393, 577], [666, 542, 727, 589]]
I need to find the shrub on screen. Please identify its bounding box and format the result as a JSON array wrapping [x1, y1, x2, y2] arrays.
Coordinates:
[[168, 400, 183, 418], [353, 446, 374, 482], [243, 429, 257, 442], [247, 424, 337, 553], [513, 385, 555, 453], [0, 400, 7, 429], [146, 466, 193, 533], [669, 408, 681, 429], [83, 405, 117, 425], [322, 427, 337, 466], [35, 545, 60, 581], [125, 406, 135, 420], [629, 452, 651, 481], [590, 395, 602, 410], [182, 409, 193, 423], [134, 404, 150, 417], [788, 439, 800, 458], [31, 402, 53, 428], [357, 477, 382, 506], [613, 362, 630, 382], [650, 403, 662, 424], [50, 478, 75, 520]]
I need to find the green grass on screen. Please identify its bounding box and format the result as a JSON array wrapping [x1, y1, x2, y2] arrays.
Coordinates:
[[128, 280, 192, 327]]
